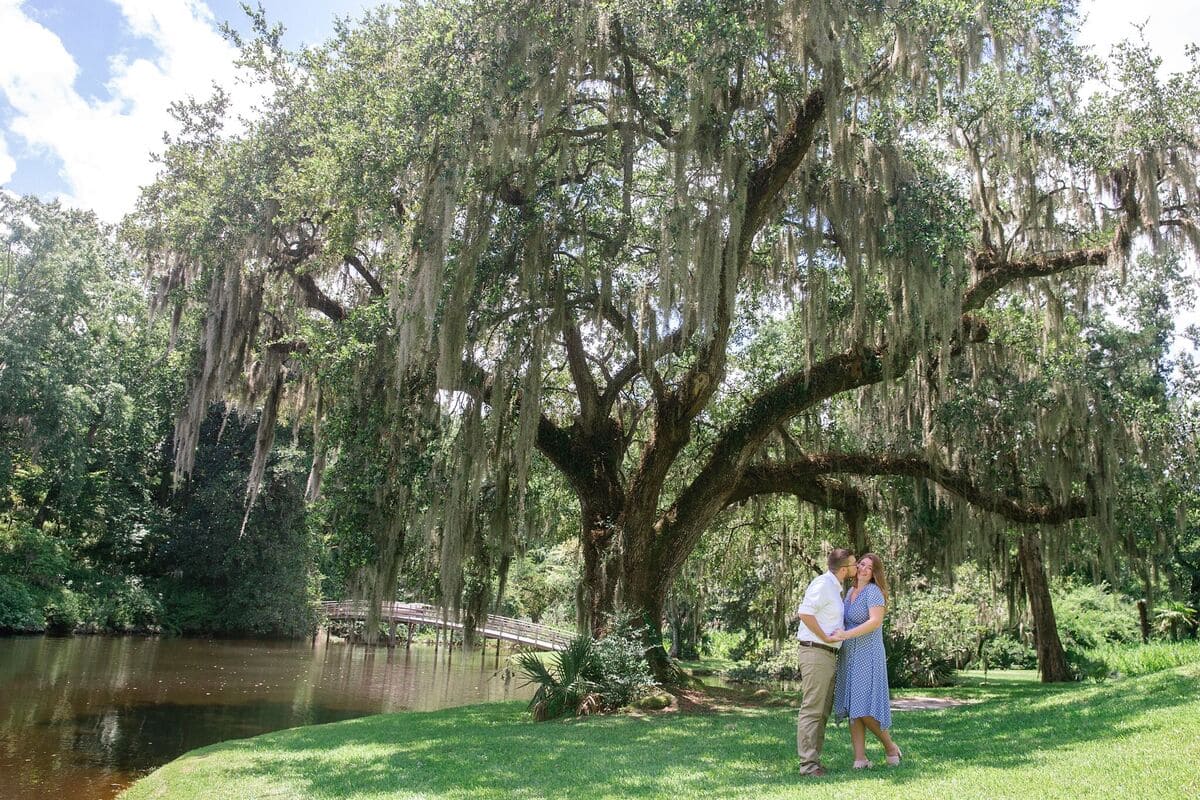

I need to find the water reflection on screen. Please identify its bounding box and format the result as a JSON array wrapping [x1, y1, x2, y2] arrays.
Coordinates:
[[0, 635, 533, 800]]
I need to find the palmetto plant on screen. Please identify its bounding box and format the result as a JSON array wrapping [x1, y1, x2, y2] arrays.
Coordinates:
[[1154, 601, 1198, 642], [516, 636, 601, 721]]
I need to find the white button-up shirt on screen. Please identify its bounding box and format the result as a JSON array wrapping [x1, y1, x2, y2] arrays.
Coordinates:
[[796, 570, 845, 648]]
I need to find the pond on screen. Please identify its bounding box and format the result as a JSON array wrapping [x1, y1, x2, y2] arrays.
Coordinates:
[[0, 634, 534, 800]]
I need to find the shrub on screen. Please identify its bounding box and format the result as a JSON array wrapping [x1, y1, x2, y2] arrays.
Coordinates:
[[590, 628, 657, 709], [93, 577, 162, 632], [885, 587, 984, 687], [703, 628, 743, 660], [1050, 580, 1140, 650], [517, 630, 658, 720], [0, 574, 43, 631], [972, 634, 1038, 670], [885, 628, 957, 687], [725, 646, 801, 684], [0, 519, 164, 634], [726, 631, 759, 662], [158, 586, 220, 635], [518, 637, 601, 721], [1153, 601, 1198, 641], [41, 585, 85, 632], [1084, 640, 1200, 678], [1064, 646, 1110, 682]]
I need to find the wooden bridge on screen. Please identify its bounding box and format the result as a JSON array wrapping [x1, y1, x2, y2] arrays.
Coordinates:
[[320, 600, 574, 652]]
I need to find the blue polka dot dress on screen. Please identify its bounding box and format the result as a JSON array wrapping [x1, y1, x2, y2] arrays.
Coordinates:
[[833, 582, 892, 728]]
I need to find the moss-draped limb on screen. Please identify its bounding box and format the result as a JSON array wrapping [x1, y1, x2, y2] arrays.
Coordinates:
[[964, 247, 1111, 312], [733, 452, 1092, 525]]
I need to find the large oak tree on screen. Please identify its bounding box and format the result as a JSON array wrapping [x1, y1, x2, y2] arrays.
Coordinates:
[[127, 0, 1200, 679]]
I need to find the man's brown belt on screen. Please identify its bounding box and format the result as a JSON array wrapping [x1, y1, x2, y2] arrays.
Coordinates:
[[798, 640, 839, 655]]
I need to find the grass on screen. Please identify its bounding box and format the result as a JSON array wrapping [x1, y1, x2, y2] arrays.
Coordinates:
[[122, 662, 1200, 800], [1084, 639, 1200, 677]]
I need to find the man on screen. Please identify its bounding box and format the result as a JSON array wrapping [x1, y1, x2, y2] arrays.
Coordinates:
[[793, 547, 858, 776]]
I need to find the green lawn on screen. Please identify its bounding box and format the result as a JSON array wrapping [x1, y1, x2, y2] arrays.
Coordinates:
[[123, 663, 1200, 800]]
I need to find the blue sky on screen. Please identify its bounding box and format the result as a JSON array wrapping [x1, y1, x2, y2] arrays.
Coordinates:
[[0, 0, 1197, 223], [0, 0, 374, 218]]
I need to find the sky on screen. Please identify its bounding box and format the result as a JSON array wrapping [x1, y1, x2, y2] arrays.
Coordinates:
[[0, 0, 373, 218]]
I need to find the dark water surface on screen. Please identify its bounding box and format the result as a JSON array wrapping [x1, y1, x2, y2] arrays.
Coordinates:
[[0, 635, 533, 800]]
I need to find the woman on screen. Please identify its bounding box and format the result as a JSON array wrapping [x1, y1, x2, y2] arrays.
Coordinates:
[[831, 553, 902, 769]]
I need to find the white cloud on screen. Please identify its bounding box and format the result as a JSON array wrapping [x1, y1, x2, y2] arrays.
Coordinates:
[[0, 133, 15, 185], [0, 0, 259, 222], [1079, 0, 1199, 74]]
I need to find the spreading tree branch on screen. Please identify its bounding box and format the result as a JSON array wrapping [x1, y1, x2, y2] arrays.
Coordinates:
[[734, 453, 1093, 525], [963, 247, 1110, 312]]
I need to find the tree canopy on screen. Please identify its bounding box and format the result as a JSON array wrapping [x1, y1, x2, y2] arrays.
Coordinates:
[[124, 0, 1200, 675]]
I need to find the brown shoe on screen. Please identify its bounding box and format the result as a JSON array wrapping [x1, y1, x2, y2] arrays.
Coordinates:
[[802, 767, 828, 777]]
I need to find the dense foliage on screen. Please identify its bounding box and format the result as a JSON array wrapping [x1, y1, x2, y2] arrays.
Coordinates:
[[0, 197, 320, 636]]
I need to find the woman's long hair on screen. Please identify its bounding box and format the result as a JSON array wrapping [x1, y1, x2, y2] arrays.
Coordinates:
[[862, 552, 889, 603]]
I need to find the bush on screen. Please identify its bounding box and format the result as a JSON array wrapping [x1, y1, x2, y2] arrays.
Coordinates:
[[0, 574, 43, 631], [1064, 646, 1110, 682], [1153, 601, 1198, 641], [972, 634, 1038, 670], [0, 519, 164, 634], [158, 586, 219, 635], [1051, 581, 1140, 650], [726, 631, 759, 663], [93, 577, 161, 632], [1084, 640, 1200, 678], [518, 638, 602, 721], [703, 628, 743, 660], [885, 628, 956, 688], [884, 587, 984, 687], [517, 630, 658, 720], [590, 628, 658, 709], [41, 585, 85, 632], [725, 645, 801, 684]]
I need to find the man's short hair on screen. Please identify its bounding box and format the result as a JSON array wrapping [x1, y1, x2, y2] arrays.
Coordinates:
[[827, 548, 853, 571]]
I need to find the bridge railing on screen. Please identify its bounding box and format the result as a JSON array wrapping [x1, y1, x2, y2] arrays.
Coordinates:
[[319, 600, 574, 651]]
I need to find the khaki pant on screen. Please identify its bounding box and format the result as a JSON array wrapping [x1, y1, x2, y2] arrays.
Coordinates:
[[796, 645, 838, 773]]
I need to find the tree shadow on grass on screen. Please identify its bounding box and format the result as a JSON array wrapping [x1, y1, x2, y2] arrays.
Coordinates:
[[212, 665, 1200, 799]]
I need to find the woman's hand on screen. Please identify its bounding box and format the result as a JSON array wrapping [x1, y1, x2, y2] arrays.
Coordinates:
[[829, 629, 848, 642]]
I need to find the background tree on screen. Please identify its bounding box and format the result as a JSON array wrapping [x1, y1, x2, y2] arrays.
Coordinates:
[[0, 194, 323, 637], [145, 404, 320, 637], [0, 196, 171, 631]]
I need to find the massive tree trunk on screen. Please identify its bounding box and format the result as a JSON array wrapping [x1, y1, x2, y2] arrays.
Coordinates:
[[579, 501, 622, 636], [622, 545, 682, 683], [1017, 529, 1072, 683]]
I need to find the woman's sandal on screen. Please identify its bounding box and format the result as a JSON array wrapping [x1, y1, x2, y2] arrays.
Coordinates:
[[852, 759, 872, 769], [885, 748, 903, 766]]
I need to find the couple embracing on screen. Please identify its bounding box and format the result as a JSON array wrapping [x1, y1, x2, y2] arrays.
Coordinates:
[[794, 548, 902, 776]]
